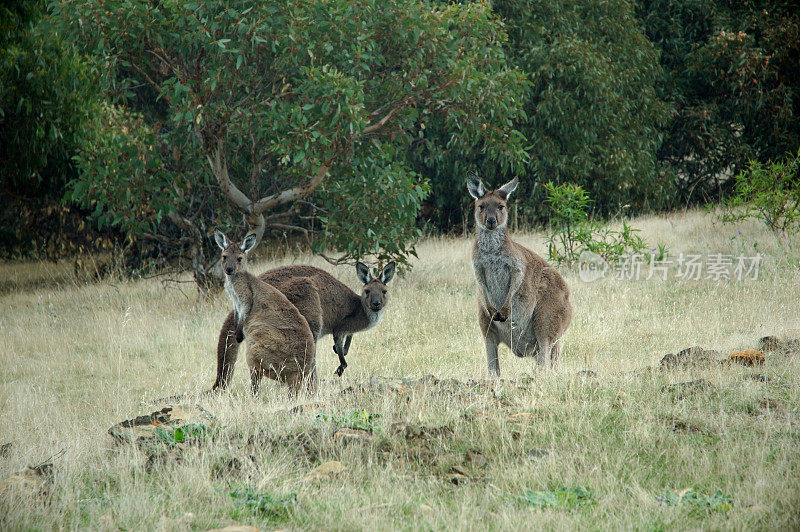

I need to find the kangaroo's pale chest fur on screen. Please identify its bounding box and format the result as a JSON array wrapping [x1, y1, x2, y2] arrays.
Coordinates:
[[363, 306, 385, 331], [224, 274, 249, 324], [473, 228, 520, 310]]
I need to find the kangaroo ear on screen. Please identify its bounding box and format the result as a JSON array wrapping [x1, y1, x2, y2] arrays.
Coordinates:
[[214, 229, 229, 250], [467, 172, 486, 199], [379, 261, 396, 284], [240, 233, 258, 254], [497, 177, 519, 199], [356, 261, 370, 285]]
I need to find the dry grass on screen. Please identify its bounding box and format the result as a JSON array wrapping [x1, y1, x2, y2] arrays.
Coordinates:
[[1, 209, 799, 530]]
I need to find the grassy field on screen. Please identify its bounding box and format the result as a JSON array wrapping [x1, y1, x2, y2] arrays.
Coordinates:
[[1, 210, 799, 530]]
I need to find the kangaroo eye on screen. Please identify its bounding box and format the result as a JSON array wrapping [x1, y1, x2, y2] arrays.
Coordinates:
[[498, 205, 504, 211], [237, 257, 242, 262], [365, 289, 371, 295], [382, 290, 387, 295], [478, 205, 485, 211]]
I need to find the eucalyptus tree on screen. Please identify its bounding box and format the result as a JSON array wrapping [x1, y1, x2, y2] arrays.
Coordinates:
[[57, 0, 527, 292]]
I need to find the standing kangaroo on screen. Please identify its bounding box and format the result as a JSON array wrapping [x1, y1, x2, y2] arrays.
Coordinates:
[[214, 230, 317, 394], [467, 174, 572, 376], [212, 261, 395, 391]]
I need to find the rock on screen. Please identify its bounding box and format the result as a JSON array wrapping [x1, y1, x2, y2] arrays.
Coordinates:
[[332, 427, 373, 442], [575, 370, 598, 379], [758, 336, 800, 355], [660, 347, 721, 368], [303, 460, 345, 481], [0, 442, 11, 458], [728, 350, 765, 366], [108, 404, 213, 447], [390, 422, 454, 440]]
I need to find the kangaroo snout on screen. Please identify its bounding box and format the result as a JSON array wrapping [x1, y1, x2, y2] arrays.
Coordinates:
[[225, 267, 234, 275], [485, 217, 497, 229]]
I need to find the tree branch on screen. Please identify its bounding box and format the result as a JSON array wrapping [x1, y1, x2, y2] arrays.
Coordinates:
[[250, 161, 331, 214]]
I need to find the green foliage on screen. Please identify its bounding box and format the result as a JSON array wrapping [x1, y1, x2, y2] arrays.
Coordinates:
[[720, 150, 800, 247], [522, 486, 594, 510], [544, 182, 649, 264], [656, 489, 733, 514], [312, 151, 430, 269], [55, 0, 526, 271], [153, 423, 211, 446], [496, 0, 671, 215], [0, 1, 99, 255], [229, 489, 296, 521], [68, 103, 175, 236], [638, 1, 800, 203]]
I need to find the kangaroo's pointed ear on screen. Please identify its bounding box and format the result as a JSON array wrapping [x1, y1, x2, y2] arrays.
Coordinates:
[[356, 261, 370, 285], [467, 172, 486, 199], [379, 261, 396, 284], [214, 229, 229, 250], [240, 233, 258, 255], [497, 177, 519, 199]]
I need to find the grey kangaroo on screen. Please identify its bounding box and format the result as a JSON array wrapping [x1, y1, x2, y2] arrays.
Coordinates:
[[212, 261, 395, 391], [214, 230, 317, 393], [467, 173, 572, 376]]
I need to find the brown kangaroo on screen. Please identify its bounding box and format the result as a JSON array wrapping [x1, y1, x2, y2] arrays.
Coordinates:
[[214, 230, 317, 394], [467, 173, 572, 376], [211, 261, 395, 391]]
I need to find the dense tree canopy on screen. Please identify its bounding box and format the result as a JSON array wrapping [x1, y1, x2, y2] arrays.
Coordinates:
[[2, 0, 798, 278], [54, 0, 526, 290], [638, 0, 800, 202]]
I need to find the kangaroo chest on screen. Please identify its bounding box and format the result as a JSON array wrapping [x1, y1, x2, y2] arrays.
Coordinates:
[[224, 276, 247, 322], [474, 250, 515, 310]]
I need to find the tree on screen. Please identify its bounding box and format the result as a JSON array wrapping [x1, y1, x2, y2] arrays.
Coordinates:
[[497, 0, 671, 214], [638, 0, 800, 204], [0, 0, 99, 257], [55, 0, 527, 293]]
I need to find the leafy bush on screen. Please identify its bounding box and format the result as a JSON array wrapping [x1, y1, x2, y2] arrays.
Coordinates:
[[544, 182, 648, 264], [720, 149, 800, 249]]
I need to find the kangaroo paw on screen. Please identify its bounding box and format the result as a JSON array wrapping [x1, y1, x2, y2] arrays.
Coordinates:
[[334, 365, 345, 377]]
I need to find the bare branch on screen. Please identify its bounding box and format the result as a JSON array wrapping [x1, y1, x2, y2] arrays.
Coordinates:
[[205, 139, 254, 213], [251, 162, 331, 214]]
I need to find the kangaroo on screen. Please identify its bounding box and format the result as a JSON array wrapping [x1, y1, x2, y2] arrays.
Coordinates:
[[214, 230, 317, 394], [211, 261, 395, 391], [467, 173, 572, 376]]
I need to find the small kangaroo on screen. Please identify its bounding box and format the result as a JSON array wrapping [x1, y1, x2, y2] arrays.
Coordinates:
[[467, 173, 572, 376], [211, 261, 395, 391], [214, 230, 317, 394]]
